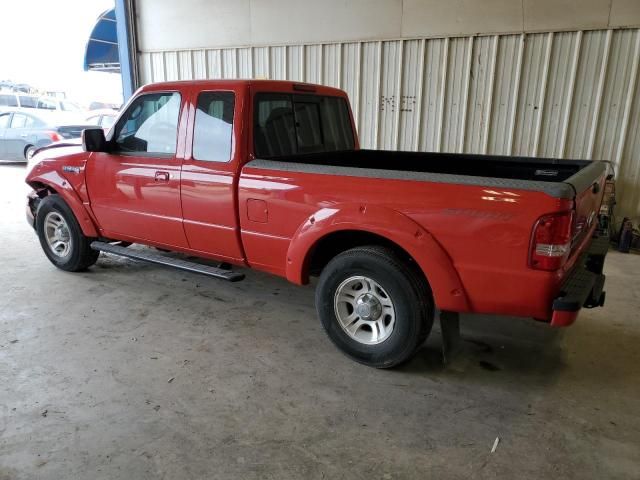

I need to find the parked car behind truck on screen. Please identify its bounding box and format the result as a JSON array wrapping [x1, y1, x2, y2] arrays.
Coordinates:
[[25, 80, 609, 368], [0, 109, 93, 161]]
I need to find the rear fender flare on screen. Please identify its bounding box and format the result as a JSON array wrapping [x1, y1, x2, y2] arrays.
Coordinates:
[[286, 204, 470, 312], [28, 171, 99, 238]]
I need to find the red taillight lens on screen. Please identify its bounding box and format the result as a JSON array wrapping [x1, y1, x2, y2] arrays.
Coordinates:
[[529, 211, 574, 271], [46, 131, 62, 142]]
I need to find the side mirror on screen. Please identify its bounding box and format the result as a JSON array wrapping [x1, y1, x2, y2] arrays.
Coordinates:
[[82, 128, 107, 152]]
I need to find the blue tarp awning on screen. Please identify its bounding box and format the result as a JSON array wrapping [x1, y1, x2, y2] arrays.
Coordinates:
[[84, 9, 120, 72]]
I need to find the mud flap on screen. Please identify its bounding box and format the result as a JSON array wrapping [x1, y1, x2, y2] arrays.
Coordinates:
[[440, 310, 461, 365]]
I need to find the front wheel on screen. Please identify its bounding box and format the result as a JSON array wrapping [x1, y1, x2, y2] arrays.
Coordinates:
[[36, 195, 99, 271], [315, 246, 433, 368]]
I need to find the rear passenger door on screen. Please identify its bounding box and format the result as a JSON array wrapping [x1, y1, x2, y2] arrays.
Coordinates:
[[4, 113, 29, 160], [180, 88, 244, 261]]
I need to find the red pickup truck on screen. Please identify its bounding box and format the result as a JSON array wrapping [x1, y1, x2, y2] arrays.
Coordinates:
[[26, 80, 609, 368]]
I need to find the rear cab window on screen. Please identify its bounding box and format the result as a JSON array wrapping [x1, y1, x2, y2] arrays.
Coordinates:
[[254, 93, 354, 158]]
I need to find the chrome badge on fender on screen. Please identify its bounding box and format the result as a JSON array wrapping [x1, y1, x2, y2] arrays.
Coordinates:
[[62, 166, 81, 174]]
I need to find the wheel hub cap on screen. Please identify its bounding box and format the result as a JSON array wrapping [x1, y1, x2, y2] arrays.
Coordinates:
[[44, 212, 72, 258], [355, 293, 382, 320], [333, 276, 396, 345]]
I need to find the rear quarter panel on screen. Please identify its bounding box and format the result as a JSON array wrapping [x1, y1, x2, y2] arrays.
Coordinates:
[[238, 164, 573, 319]]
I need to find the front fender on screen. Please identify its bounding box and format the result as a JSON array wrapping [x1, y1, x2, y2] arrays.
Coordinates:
[[286, 204, 470, 312], [27, 169, 99, 238]]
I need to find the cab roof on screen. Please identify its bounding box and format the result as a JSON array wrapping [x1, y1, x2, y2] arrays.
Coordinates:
[[137, 79, 347, 97]]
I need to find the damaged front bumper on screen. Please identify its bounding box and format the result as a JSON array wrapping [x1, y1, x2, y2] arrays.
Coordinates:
[[26, 190, 40, 230]]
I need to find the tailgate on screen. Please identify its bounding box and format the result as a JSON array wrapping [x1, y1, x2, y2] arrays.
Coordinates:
[[566, 161, 608, 249]]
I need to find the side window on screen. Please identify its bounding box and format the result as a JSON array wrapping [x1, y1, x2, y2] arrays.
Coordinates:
[[192, 91, 235, 162], [86, 115, 100, 125], [0, 113, 11, 128], [10, 114, 27, 128], [19, 96, 38, 108], [24, 115, 36, 127], [113, 92, 181, 155], [0, 94, 18, 107], [37, 99, 56, 110]]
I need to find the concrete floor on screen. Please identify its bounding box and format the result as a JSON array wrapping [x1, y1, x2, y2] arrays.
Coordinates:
[[1, 163, 639, 479]]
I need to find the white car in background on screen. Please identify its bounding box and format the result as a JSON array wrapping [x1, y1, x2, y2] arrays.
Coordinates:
[[85, 108, 118, 131], [0, 92, 39, 110], [35, 96, 84, 113]]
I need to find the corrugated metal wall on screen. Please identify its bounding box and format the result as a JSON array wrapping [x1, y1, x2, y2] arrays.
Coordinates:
[[138, 28, 640, 218]]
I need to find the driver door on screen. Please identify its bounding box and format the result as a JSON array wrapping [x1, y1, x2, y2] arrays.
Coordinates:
[[86, 91, 189, 248]]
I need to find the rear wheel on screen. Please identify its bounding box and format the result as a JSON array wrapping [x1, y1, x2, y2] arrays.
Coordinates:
[[25, 145, 37, 160], [315, 246, 433, 368], [36, 195, 99, 271]]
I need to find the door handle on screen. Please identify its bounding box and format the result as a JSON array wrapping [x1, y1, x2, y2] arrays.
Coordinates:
[[154, 171, 170, 182], [20, 133, 28, 138]]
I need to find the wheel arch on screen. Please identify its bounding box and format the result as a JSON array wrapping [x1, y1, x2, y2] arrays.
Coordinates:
[[286, 204, 471, 312], [27, 173, 99, 238]]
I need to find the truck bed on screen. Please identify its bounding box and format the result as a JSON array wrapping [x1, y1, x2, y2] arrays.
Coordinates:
[[253, 150, 606, 199]]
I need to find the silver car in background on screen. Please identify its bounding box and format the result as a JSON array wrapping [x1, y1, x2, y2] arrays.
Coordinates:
[[0, 109, 93, 162]]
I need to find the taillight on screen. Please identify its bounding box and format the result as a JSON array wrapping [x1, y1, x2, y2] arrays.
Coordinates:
[[529, 211, 574, 271], [46, 131, 63, 142]]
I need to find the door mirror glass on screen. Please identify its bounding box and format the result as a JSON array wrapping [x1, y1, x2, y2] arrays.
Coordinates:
[[82, 128, 107, 152]]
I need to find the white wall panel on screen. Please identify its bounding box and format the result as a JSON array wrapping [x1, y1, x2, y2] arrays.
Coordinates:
[[538, 31, 580, 158], [138, 28, 640, 218], [418, 38, 448, 152], [487, 34, 522, 155]]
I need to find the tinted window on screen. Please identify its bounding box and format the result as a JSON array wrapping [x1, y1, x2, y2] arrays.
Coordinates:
[[193, 91, 234, 162], [294, 102, 323, 153], [10, 113, 27, 128], [0, 94, 18, 107], [114, 92, 181, 155], [18, 96, 38, 108], [254, 94, 354, 157], [0, 113, 10, 128], [254, 95, 295, 157], [37, 99, 56, 110]]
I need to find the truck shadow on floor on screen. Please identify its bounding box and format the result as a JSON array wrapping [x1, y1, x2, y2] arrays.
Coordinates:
[[86, 254, 635, 388], [400, 310, 637, 391]]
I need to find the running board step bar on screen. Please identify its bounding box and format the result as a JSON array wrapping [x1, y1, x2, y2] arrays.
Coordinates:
[[90, 241, 245, 282]]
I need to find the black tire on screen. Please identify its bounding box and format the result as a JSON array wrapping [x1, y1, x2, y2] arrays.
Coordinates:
[[35, 195, 99, 271], [315, 246, 434, 368], [25, 145, 37, 160]]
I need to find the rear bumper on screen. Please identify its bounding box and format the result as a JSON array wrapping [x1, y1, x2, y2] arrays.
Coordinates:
[[550, 235, 608, 327]]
